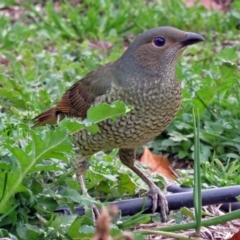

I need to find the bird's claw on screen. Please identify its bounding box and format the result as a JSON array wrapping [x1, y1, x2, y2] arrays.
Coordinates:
[[91, 204, 100, 222], [147, 185, 169, 222]]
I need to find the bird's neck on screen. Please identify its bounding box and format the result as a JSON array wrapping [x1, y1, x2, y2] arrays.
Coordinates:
[[115, 56, 178, 88]]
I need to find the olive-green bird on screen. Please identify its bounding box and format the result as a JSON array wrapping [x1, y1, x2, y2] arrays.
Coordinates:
[[33, 26, 204, 222]]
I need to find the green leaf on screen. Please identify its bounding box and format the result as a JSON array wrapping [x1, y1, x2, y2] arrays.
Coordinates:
[[37, 196, 58, 213], [86, 100, 132, 123], [218, 47, 238, 61], [30, 163, 63, 173], [0, 128, 71, 213], [117, 172, 137, 195], [180, 207, 195, 220], [50, 215, 78, 234], [62, 189, 83, 203], [67, 218, 83, 239], [132, 232, 146, 240], [59, 101, 132, 134], [29, 129, 72, 161], [79, 225, 95, 235], [59, 119, 85, 134], [17, 224, 42, 239], [0, 161, 12, 172]]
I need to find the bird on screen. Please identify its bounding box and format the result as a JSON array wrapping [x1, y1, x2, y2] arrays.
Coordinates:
[[33, 26, 204, 222]]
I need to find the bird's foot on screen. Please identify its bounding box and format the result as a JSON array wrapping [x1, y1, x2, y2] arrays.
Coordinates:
[[81, 191, 100, 222], [147, 184, 169, 222], [77, 174, 100, 222], [90, 204, 100, 223], [81, 192, 100, 222]]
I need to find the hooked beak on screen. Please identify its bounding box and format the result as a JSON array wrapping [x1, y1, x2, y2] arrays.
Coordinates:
[[180, 32, 204, 46]]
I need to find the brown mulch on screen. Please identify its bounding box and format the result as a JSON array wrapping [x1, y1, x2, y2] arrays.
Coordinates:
[[93, 204, 240, 239], [134, 205, 240, 240]]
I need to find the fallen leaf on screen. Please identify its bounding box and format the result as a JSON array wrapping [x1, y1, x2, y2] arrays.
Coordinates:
[[185, 0, 232, 12], [228, 230, 240, 240], [140, 147, 178, 181], [89, 41, 112, 50], [0, 57, 9, 66]]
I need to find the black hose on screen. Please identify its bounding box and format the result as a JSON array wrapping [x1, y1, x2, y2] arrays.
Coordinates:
[[55, 185, 240, 216]]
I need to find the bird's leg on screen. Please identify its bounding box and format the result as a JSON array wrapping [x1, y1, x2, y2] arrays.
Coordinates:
[[119, 148, 169, 222], [75, 154, 100, 221]]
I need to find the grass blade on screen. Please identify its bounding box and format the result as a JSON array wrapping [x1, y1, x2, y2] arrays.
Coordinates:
[[193, 108, 202, 235]]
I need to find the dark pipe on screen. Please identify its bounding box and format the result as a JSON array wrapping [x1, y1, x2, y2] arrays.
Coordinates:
[[55, 186, 240, 216], [221, 202, 240, 212], [167, 184, 193, 193], [167, 184, 240, 213]]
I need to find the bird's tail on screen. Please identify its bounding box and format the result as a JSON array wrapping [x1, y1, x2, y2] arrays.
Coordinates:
[[32, 107, 58, 127]]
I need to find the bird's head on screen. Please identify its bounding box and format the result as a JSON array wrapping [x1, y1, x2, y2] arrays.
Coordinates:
[[120, 26, 204, 75]]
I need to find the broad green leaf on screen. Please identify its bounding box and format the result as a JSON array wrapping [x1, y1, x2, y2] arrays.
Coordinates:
[[59, 119, 85, 134], [68, 218, 94, 239], [62, 189, 83, 203], [50, 215, 78, 234], [59, 101, 132, 134], [0, 128, 71, 213], [37, 196, 58, 213], [218, 47, 238, 61], [86, 101, 132, 123], [29, 129, 72, 161], [16, 224, 42, 239], [79, 225, 95, 235]]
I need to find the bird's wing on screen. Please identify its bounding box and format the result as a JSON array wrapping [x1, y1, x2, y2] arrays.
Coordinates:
[[33, 63, 113, 127]]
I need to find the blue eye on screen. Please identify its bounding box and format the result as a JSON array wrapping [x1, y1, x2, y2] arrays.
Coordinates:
[[153, 37, 165, 47]]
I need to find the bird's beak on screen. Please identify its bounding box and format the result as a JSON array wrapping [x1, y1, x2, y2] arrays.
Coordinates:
[[180, 32, 204, 46]]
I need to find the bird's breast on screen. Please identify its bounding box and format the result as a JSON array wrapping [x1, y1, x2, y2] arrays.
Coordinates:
[[105, 79, 182, 138], [75, 78, 182, 154], [128, 84, 180, 127]]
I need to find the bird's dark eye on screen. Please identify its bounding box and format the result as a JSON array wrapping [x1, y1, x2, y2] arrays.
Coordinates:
[[153, 37, 165, 47]]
